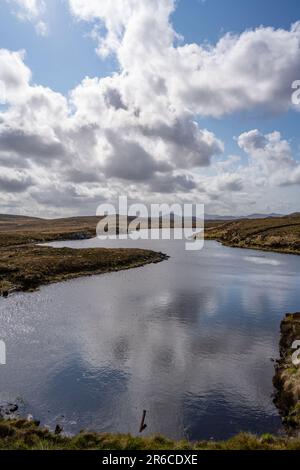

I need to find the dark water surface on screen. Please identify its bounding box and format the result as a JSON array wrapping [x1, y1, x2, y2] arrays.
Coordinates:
[[1, 233, 300, 440]]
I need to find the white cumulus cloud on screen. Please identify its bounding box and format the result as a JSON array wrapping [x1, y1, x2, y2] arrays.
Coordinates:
[[1, 0, 300, 215]]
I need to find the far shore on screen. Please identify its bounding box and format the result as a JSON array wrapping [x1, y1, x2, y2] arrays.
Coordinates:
[[195, 215, 300, 256]]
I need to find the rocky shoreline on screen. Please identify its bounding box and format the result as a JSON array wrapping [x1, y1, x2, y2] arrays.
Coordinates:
[[273, 313, 300, 432]]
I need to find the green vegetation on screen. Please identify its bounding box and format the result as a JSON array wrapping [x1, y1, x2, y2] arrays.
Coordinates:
[[0, 215, 167, 295], [274, 313, 300, 430], [204, 214, 300, 255], [1, 419, 300, 450]]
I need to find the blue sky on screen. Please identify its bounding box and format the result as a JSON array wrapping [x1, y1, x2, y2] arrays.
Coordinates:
[[173, 0, 300, 42], [2, 0, 299, 86], [0, 0, 116, 93], [0, 0, 300, 216], [2, 1, 299, 85]]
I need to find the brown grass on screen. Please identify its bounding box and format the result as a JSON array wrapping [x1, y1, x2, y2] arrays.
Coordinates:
[[204, 214, 300, 255]]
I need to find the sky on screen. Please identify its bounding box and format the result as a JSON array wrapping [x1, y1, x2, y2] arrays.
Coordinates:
[[0, 0, 300, 217]]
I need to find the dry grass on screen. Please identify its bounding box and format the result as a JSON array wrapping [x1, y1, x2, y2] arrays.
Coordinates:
[[204, 214, 300, 255]]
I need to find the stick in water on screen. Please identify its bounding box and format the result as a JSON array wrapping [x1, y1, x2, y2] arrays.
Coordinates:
[[139, 410, 147, 433]]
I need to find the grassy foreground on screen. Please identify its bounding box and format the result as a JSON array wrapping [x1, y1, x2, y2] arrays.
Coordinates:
[[204, 214, 300, 255], [1, 419, 300, 450], [274, 313, 300, 429], [0, 215, 167, 295]]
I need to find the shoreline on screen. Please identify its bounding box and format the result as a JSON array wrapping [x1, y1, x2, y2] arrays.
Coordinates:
[[0, 245, 168, 297], [205, 237, 300, 256], [0, 418, 300, 450], [195, 215, 300, 256]]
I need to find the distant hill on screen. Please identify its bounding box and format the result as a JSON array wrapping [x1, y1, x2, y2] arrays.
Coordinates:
[[0, 214, 42, 222], [205, 213, 284, 221], [246, 213, 284, 219], [0, 212, 293, 233], [205, 214, 237, 221]]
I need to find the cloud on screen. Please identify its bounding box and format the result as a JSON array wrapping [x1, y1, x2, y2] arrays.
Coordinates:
[[8, 0, 48, 36], [35, 20, 48, 36], [216, 174, 244, 192], [29, 182, 107, 209], [148, 173, 197, 194], [0, 49, 31, 103], [189, 128, 300, 214], [104, 88, 128, 111], [1, 1, 300, 215], [140, 118, 224, 168], [67, 73, 223, 180], [177, 23, 300, 117], [0, 168, 33, 193], [238, 129, 300, 186], [68, 0, 300, 117], [11, 0, 44, 18], [68, 0, 175, 58], [0, 127, 66, 161], [103, 131, 172, 182]]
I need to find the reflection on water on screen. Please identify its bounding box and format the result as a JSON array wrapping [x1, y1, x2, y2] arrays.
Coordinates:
[[1, 236, 300, 440], [244, 256, 282, 266]]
